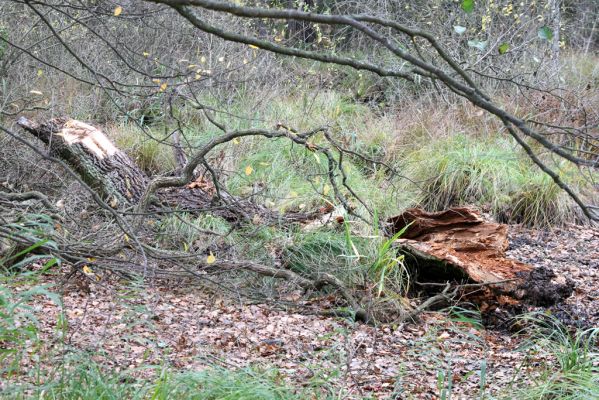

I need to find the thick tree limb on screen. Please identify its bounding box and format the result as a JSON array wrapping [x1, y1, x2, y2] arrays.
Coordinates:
[[152, 0, 598, 221]]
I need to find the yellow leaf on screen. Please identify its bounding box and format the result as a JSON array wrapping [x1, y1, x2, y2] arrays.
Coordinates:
[[143, 52, 150, 57], [183, 242, 189, 252], [195, 74, 202, 80], [232, 138, 240, 145], [187, 64, 198, 69], [123, 233, 129, 243], [206, 252, 216, 264], [87, 257, 96, 262], [313, 152, 321, 164], [323, 184, 330, 196], [245, 165, 253, 176], [37, 69, 43, 77], [82, 265, 94, 275], [152, 78, 161, 84], [248, 44, 260, 49], [159, 82, 168, 92], [113, 6, 122, 16], [200, 56, 206, 63]]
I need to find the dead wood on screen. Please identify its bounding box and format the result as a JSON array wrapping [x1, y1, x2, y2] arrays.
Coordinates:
[[388, 207, 574, 308], [16, 116, 320, 224], [15, 116, 369, 320]]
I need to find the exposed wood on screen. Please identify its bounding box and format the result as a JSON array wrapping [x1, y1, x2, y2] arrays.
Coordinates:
[[388, 207, 574, 306], [16, 116, 322, 225]]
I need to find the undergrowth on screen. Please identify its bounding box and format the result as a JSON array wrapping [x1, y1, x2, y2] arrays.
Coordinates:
[[401, 134, 593, 226], [108, 90, 595, 228], [502, 312, 599, 400], [2, 256, 598, 399]]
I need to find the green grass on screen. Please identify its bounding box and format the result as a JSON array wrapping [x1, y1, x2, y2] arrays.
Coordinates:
[[401, 133, 520, 211], [400, 133, 593, 226], [9, 362, 307, 400], [109, 124, 176, 175], [501, 312, 599, 400], [154, 214, 231, 250]]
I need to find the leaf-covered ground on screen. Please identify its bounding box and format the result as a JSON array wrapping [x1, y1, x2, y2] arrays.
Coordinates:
[[13, 224, 599, 398]]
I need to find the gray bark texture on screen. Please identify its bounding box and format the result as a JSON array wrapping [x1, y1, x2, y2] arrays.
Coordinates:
[[16, 116, 319, 224]]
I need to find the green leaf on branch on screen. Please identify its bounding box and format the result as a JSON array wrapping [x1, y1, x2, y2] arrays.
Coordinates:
[[498, 43, 509, 54], [467, 40, 487, 51], [461, 0, 475, 13], [538, 26, 553, 41], [453, 25, 467, 35]]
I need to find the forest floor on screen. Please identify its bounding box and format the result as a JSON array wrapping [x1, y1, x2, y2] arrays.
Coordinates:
[[13, 224, 599, 399]]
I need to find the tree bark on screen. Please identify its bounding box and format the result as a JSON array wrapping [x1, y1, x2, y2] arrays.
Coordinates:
[[17, 116, 319, 224], [17, 117, 148, 206], [388, 207, 574, 307]]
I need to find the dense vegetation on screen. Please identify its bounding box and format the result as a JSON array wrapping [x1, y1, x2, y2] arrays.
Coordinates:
[[1, 0, 598, 398]]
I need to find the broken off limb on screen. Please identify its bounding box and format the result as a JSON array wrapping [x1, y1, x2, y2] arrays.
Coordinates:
[[17, 117, 148, 207], [16, 117, 316, 223]]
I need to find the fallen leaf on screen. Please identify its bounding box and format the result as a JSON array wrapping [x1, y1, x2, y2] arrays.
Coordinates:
[[206, 253, 216, 264]]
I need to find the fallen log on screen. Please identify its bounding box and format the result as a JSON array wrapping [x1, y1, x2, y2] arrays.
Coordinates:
[[388, 207, 574, 307], [16, 116, 318, 224]]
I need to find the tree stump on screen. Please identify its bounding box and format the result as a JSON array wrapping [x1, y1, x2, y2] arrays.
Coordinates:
[[388, 207, 574, 306]]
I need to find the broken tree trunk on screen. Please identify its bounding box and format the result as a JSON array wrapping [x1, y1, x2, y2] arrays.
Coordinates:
[[16, 117, 317, 224], [17, 117, 148, 206], [388, 207, 574, 306]]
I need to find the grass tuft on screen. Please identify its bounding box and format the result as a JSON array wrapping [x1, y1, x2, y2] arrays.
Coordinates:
[[400, 134, 593, 226]]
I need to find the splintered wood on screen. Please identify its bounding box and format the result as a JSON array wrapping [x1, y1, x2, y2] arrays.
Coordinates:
[[388, 207, 573, 306]]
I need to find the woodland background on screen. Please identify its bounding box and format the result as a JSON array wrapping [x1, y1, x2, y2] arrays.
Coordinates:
[[0, 0, 598, 398]]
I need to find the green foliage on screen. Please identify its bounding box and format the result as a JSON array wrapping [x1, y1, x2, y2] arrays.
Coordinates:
[[368, 213, 411, 298], [6, 358, 311, 400], [283, 229, 351, 275], [508, 163, 582, 226], [152, 367, 303, 400], [155, 214, 230, 250], [0, 245, 61, 377], [504, 313, 599, 399], [538, 26, 554, 41], [461, 0, 475, 14], [110, 124, 175, 175], [401, 134, 590, 226]]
